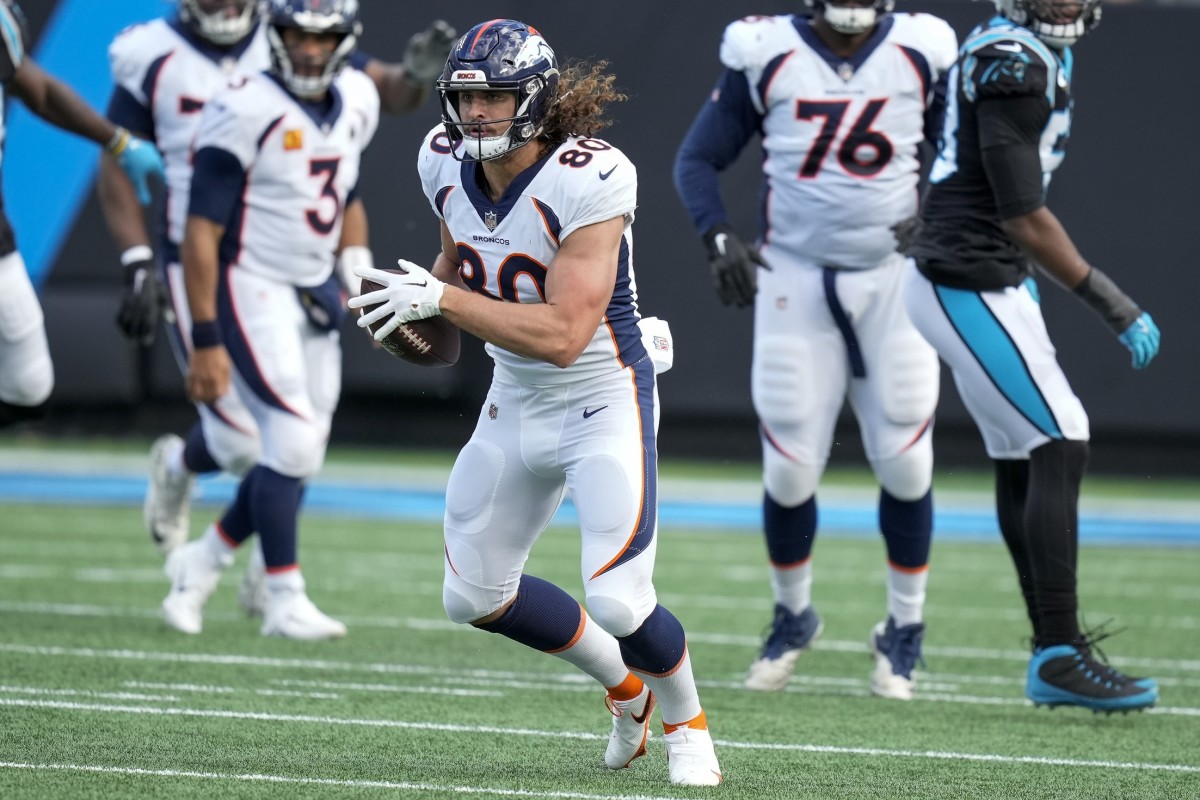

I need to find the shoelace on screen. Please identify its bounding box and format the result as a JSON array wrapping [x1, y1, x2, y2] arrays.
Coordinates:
[[889, 625, 926, 673], [760, 605, 807, 656], [1076, 619, 1133, 686]]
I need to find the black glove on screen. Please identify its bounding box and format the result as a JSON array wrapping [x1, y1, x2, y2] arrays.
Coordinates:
[[890, 214, 923, 255], [403, 20, 458, 85], [703, 223, 768, 308], [116, 252, 165, 346]]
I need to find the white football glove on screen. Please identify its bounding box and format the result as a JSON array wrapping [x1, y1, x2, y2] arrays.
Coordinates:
[[348, 259, 446, 341]]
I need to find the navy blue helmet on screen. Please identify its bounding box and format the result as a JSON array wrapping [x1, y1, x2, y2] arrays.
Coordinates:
[[178, 0, 259, 46], [993, 0, 1101, 48], [264, 0, 361, 98], [436, 19, 560, 161]]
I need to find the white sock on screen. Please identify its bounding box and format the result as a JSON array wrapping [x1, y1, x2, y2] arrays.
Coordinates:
[[265, 568, 305, 595], [199, 524, 235, 568], [771, 560, 813, 614], [886, 566, 927, 627]]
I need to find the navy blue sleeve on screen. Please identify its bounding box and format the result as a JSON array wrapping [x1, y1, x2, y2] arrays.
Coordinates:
[[924, 70, 949, 148], [672, 67, 761, 237], [106, 86, 156, 141], [189, 146, 246, 227], [348, 48, 371, 71]]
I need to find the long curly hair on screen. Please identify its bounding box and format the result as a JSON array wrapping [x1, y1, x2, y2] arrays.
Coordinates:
[[538, 60, 627, 146]]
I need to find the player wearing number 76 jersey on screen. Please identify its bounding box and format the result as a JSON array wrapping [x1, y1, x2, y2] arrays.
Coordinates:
[[673, 2, 957, 699]]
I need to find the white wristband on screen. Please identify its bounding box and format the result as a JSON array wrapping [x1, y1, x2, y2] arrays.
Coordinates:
[[338, 246, 374, 298], [120, 245, 154, 267]]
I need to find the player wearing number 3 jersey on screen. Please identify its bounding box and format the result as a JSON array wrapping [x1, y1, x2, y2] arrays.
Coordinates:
[[673, 3, 956, 700], [348, 19, 721, 787]]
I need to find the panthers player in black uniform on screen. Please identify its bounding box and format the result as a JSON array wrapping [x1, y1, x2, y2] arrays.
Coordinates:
[[0, 0, 161, 429], [903, 0, 1160, 712]]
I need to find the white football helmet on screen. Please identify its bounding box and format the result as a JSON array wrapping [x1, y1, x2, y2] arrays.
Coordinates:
[[993, 0, 1102, 49]]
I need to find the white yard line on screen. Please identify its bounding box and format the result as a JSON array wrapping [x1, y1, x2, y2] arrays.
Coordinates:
[[1, 702, 1197, 774], [0, 762, 691, 800], [1, 643, 1198, 716], [3, 602, 1200, 671]]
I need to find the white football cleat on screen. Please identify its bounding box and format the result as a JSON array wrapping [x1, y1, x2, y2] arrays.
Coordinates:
[[604, 684, 656, 769], [161, 539, 231, 634], [663, 725, 722, 786], [261, 591, 347, 641], [144, 434, 195, 556], [237, 543, 268, 618]]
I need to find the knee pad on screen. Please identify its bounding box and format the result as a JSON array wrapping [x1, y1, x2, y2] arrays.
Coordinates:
[[574, 454, 633, 536], [586, 593, 652, 638], [442, 569, 508, 625], [878, 331, 939, 425], [762, 447, 822, 507], [0, 348, 53, 407], [752, 336, 813, 426], [445, 440, 505, 534], [0, 255, 44, 344], [202, 421, 260, 477], [259, 415, 328, 479], [871, 442, 933, 501]]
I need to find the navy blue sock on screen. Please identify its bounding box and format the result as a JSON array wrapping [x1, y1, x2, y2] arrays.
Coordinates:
[[218, 468, 257, 546], [475, 575, 584, 652], [764, 493, 818, 565], [618, 605, 688, 675], [242, 466, 303, 569], [879, 489, 933, 568], [182, 422, 221, 475]]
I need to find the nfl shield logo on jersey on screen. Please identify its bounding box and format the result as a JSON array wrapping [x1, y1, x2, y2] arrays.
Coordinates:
[[484, 210, 499, 231]]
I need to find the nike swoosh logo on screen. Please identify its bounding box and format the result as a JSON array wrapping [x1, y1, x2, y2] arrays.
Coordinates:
[[412, 281, 427, 287], [599, 165, 617, 180], [582, 406, 608, 419], [630, 694, 655, 725], [994, 42, 1023, 53]]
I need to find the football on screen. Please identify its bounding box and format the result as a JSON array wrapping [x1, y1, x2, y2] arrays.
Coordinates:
[[358, 270, 460, 368]]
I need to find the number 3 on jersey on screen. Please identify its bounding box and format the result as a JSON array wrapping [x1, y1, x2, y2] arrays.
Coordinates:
[[796, 98, 894, 179], [307, 158, 342, 235]]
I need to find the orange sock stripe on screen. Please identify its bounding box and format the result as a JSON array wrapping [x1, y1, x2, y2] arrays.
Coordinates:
[[606, 673, 645, 702], [628, 644, 690, 679], [887, 560, 929, 575], [662, 708, 707, 735], [546, 605, 587, 654], [214, 523, 237, 548], [265, 563, 299, 575]]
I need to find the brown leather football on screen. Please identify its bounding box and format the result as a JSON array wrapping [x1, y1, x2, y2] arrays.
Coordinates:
[[358, 269, 460, 368]]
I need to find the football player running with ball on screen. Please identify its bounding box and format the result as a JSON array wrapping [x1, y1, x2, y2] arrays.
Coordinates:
[[673, 1, 956, 700], [350, 20, 722, 787], [903, 0, 1160, 711], [161, 0, 378, 640]]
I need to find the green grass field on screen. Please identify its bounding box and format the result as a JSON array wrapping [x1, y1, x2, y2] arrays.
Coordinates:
[[1, 448, 1198, 799]]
